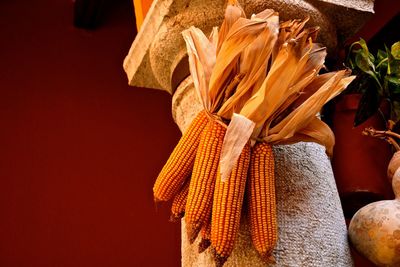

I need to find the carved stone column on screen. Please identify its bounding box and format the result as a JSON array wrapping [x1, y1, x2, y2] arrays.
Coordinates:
[[123, 1, 375, 266], [123, 0, 374, 94]]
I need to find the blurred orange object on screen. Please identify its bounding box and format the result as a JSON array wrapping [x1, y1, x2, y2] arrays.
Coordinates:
[[133, 0, 153, 30]]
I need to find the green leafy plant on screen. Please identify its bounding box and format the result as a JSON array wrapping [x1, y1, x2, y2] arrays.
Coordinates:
[[345, 39, 400, 126]]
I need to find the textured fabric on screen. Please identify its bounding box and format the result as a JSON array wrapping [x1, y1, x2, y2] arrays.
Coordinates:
[[173, 79, 353, 267]]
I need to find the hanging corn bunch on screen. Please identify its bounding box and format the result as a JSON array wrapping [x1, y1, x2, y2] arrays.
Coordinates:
[[152, 0, 355, 266]]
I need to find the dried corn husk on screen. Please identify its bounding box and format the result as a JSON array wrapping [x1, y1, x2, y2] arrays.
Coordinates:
[[221, 32, 353, 178], [182, 0, 354, 181], [183, 3, 273, 113], [182, 27, 216, 111], [220, 113, 255, 182], [240, 36, 325, 129], [217, 12, 279, 119], [265, 71, 354, 142], [209, 17, 271, 113], [272, 116, 336, 156], [216, 0, 245, 54]]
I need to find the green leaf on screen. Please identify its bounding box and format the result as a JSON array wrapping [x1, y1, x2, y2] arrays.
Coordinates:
[[357, 39, 370, 54], [347, 39, 371, 69], [354, 52, 380, 89], [392, 41, 400, 60], [358, 39, 375, 64], [376, 49, 388, 71], [387, 75, 400, 95], [386, 45, 400, 77], [368, 51, 375, 63], [376, 58, 388, 71], [387, 75, 400, 85], [354, 84, 381, 126], [355, 51, 373, 73], [377, 49, 387, 62], [350, 40, 377, 82]]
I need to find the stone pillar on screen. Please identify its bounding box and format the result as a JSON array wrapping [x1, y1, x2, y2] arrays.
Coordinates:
[[123, 1, 375, 266]]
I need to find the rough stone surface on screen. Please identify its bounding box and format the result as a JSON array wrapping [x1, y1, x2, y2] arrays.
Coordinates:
[[307, 0, 375, 43], [171, 76, 202, 131], [314, 0, 374, 11], [149, 0, 226, 92], [173, 81, 354, 267], [124, 0, 374, 93]]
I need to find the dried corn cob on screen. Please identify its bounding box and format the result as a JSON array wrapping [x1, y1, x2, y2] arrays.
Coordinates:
[[185, 119, 226, 243], [198, 219, 212, 253], [248, 142, 277, 262], [153, 110, 208, 201], [211, 143, 250, 266], [170, 179, 190, 222]]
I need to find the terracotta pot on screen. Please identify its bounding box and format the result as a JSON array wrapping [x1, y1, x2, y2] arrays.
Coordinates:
[[331, 94, 394, 218]]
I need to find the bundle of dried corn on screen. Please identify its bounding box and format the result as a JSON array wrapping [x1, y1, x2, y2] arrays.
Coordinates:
[[153, 1, 354, 266]]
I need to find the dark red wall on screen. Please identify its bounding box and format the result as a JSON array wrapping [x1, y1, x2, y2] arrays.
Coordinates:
[[0, 0, 181, 266]]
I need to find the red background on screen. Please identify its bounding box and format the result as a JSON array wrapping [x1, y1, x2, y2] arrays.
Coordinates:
[[0, 0, 180, 266]]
